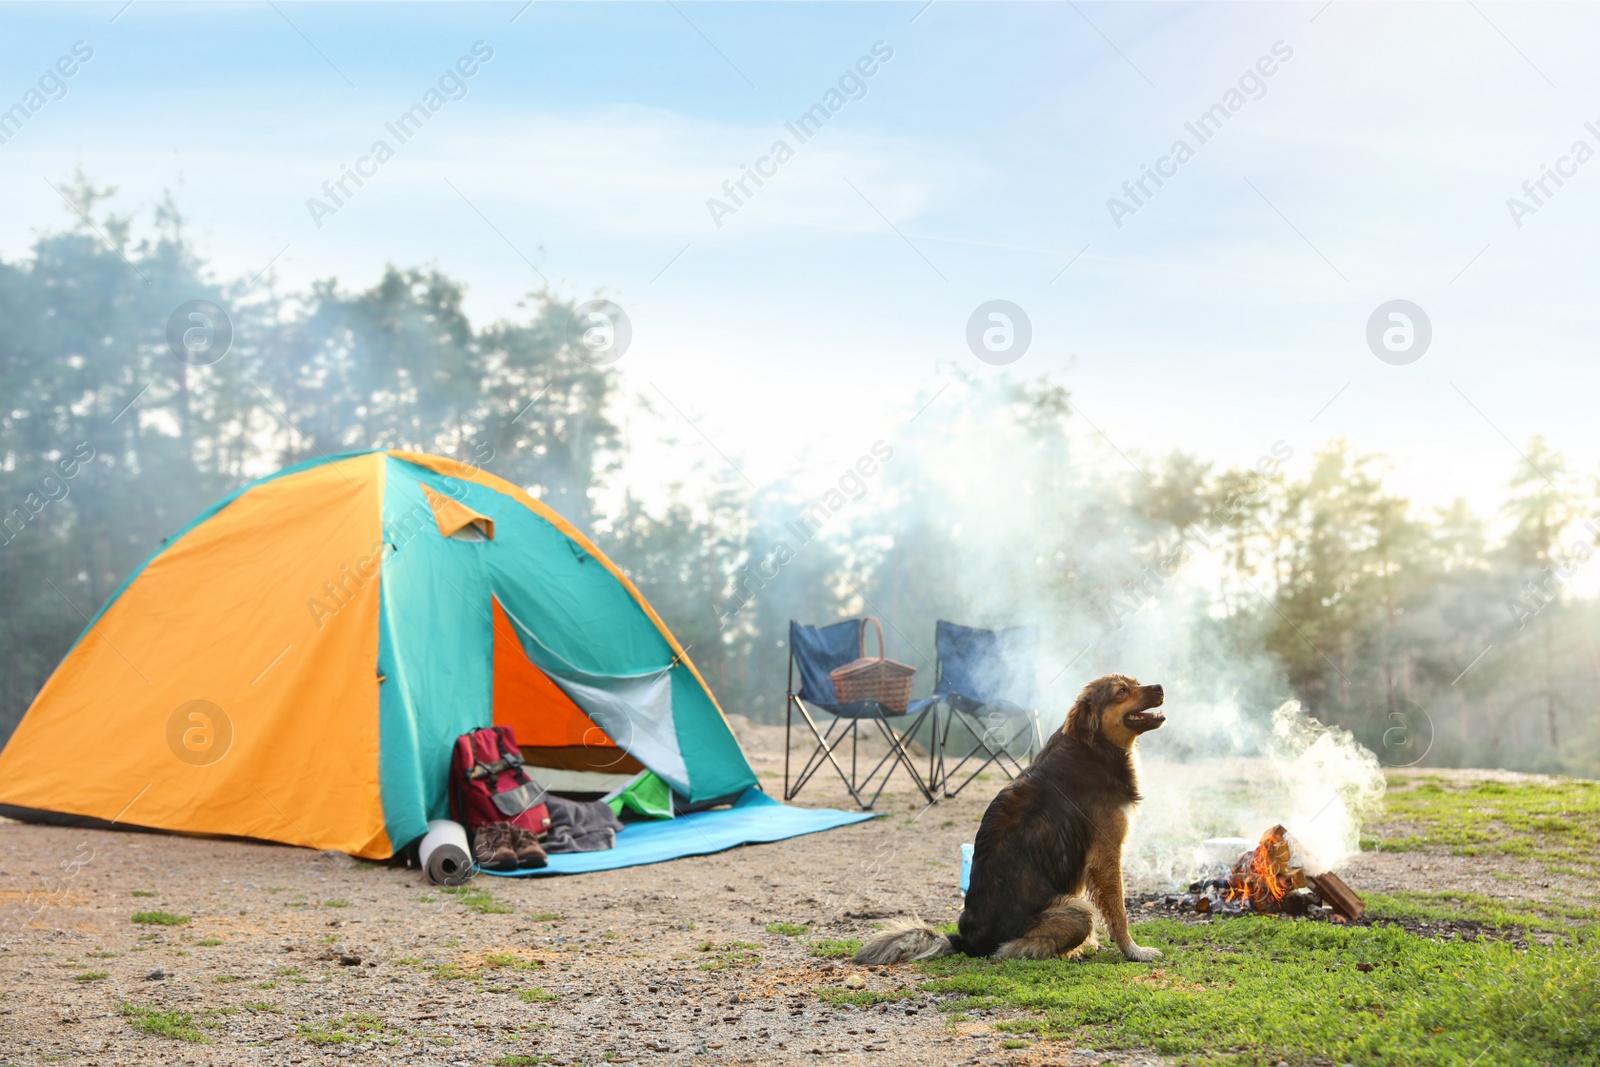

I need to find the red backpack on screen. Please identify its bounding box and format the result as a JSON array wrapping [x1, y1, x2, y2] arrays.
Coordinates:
[[449, 725, 551, 837]]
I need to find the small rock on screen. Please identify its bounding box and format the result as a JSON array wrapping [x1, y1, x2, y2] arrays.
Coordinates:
[[339, 954, 361, 966], [843, 974, 867, 990], [144, 968, 166, 980]]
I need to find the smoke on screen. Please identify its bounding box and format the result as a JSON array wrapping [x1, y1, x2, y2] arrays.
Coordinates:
[[850, 371, 1387, 887], [1083, 580, 1387, 886], [1128, 699, 1387, 885]]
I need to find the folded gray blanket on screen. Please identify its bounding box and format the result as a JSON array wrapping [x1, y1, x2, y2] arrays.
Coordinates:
[[543, 794, 625, 853]]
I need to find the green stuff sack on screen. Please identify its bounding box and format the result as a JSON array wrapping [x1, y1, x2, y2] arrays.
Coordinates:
[[605, 770, 674, 819]]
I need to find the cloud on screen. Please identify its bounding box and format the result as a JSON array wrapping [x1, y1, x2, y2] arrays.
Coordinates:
[[419, 103, 980, 239]]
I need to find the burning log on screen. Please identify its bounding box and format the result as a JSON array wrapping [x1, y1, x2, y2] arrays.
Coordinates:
[[1181, 824, 1364, 921], [1308, 870, 1365, 921], [1223, 824, 1302, 910], [1193, 824, 1308, 914]]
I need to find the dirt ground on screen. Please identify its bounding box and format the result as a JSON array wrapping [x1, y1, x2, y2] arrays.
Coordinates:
[[0, 718, 1176, 1067], [0, 720, 1566, 1067]]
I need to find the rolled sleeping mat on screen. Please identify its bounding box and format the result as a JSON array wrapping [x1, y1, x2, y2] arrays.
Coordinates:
[[419, 819, 473, 885]]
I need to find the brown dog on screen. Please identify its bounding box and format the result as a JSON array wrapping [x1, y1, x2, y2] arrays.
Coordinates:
[[855, 674, 1166, 964]]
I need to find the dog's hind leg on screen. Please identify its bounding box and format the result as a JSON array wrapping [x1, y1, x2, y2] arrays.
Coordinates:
[[1062, 913, 1101, 960], [994, 897, 1094, 961]]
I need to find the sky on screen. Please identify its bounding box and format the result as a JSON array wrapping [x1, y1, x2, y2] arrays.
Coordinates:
[[2, 1, 1598, 517]]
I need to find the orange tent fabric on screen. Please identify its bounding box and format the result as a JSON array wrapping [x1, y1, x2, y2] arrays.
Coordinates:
[[0, 454, 390, 856], [489, 597, 608, 749], [421, 483, 494, 540]]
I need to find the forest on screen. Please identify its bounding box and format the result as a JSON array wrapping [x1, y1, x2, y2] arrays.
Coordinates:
[[4, 178, 1596, 776]]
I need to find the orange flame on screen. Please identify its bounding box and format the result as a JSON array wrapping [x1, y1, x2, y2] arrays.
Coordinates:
[[1224, 825, 1292, 909]]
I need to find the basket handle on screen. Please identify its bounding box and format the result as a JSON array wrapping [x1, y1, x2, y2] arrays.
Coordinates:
[[859, 616, 886, 663]]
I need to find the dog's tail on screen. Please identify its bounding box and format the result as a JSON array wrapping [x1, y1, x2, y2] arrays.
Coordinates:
[[853, 919, 962, 965]]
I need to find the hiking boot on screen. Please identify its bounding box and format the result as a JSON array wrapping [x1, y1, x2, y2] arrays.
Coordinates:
[[508, 824, 549, 869], [472, 822, 517, 871]]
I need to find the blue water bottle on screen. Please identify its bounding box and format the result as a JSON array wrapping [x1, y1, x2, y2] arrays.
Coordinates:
[[960, 842, 974, 894]]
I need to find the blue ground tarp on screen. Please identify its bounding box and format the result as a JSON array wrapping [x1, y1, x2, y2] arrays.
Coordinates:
[[477, 787, 878, 877]]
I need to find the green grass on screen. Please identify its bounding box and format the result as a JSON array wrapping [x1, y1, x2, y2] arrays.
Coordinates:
[[528, 911, 562, 922], [696, 940, 762, 971], [71, 971, 109, 981], [119, 1003, 211, 1043], [194, 938, 223, 946], [299, 1012, 389, 1045], [810, 938, 861, 959], [323, 898, 351, 908], [1367, 889, 1600, 933], [130, 890, 158, 898], [1366, 775, 1600, 872], [131, 911, 189, 926], [917, 914, 1600, 1066], [243, 1001, 282, 1013], [442, 885, 514, 915], [519, 987, 559, 1003], [765, 921, 809, 937], [819, 987, 913, 1008], [492, 1055, 551, 1066], [485, 952, 542, 971]]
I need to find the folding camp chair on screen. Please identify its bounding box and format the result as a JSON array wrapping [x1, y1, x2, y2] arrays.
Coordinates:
[[784, 619, 939, 809], [931, 620, 1043, 798]]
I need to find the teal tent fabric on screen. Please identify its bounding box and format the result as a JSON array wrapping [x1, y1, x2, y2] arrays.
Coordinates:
[[476, 788, 878, 876], [377, 460, 500, 848], [373, 455, 757, 852]]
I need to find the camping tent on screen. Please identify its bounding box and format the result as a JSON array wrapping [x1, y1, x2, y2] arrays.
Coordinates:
[[0, 451, 764, 860]]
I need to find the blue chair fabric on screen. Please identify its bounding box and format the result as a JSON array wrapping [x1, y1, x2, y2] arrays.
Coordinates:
[[785, 619, 937, 808], [933, 620, 1041, 796], [789, 620, 936, 719]]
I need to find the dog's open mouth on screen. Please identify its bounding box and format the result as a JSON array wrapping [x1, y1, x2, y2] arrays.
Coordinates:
[[1122, 708, 1166, 732]]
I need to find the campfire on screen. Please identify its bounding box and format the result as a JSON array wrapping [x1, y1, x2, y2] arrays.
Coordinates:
[[1177, 824, 1365, 921]]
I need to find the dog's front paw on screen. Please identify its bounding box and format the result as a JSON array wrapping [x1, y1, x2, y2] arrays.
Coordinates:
[[1121, 944, 1163, 963]]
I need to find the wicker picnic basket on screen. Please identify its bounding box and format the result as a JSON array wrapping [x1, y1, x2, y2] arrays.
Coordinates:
[[829, 616, 917, 712]]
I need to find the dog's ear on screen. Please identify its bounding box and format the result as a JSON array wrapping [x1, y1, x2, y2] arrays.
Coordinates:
[[1064, 684, 1100, 743]]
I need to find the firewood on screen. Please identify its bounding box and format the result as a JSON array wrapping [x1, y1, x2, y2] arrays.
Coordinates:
[[1309, 871, 1365, 920]]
